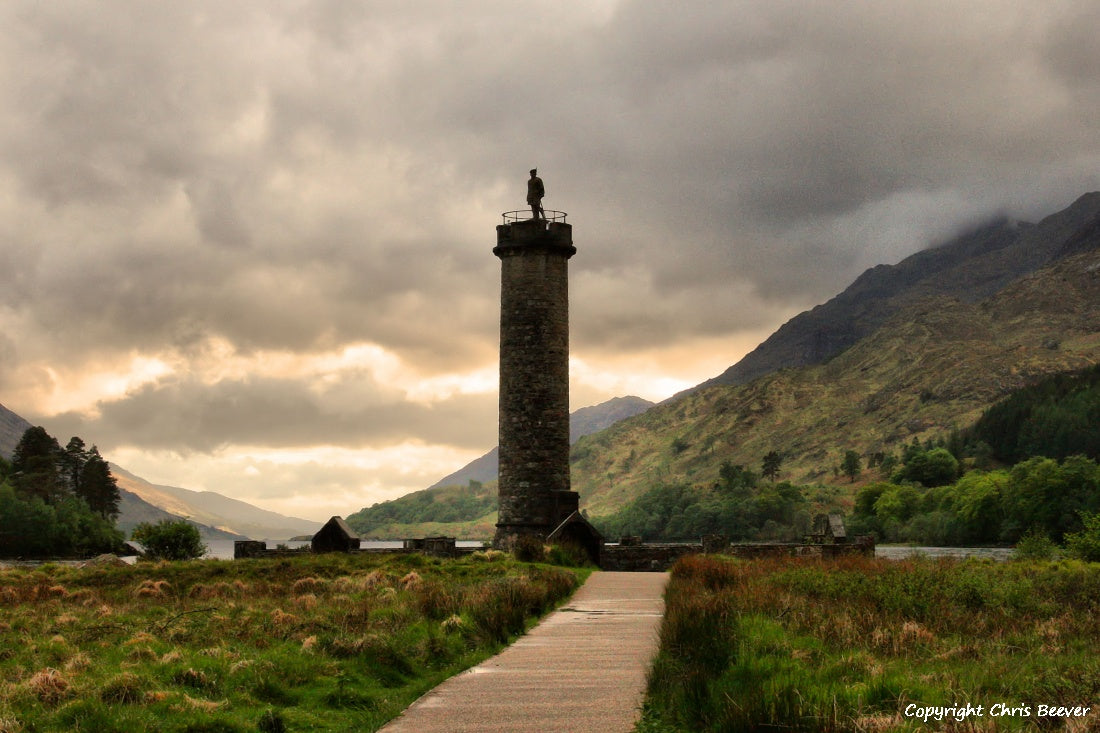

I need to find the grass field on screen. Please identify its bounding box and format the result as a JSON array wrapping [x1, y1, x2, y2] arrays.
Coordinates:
[[638, 554, 1100, 732], [0, 551, 584, 732]]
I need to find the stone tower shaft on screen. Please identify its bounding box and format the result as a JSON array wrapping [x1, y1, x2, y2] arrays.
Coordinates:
[[493, 216, 579, 548]]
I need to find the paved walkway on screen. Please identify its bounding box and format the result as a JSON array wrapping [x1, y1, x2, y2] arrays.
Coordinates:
[[379, 571, 669, 733]]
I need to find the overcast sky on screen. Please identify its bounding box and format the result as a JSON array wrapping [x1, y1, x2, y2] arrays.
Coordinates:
[[3, 1, 1099, 521]]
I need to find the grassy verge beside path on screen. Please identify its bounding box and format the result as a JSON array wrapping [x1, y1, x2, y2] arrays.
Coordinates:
[[638, 554, 1100, 732], [0, 551, 585, 732]]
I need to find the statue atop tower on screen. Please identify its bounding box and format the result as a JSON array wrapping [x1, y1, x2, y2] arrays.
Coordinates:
[[527, 168, 545, 220]]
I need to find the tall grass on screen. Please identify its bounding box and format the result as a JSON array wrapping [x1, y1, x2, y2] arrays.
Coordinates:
[[0, 552, 581, 732], [641, 554, 1100, 732]]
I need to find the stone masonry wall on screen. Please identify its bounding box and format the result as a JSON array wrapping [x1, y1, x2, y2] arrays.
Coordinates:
[[493, 221, 575, 546], [599, 543, 702, 572]]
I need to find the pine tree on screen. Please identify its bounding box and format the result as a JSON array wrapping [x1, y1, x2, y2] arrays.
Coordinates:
[[11, 427, 64, 503], [762, 451, 782, 482], [78, 447, 121, 520], [62, 436, 90, 495], [841, 450, 862, 483], [3, 427, 123, 557]]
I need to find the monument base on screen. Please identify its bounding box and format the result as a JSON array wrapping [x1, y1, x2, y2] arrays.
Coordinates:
[[494, 489, 602, 565]]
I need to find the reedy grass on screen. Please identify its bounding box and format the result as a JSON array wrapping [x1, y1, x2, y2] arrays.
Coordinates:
[[0, 552, 583, 732], [641, 554, 1100, 732]]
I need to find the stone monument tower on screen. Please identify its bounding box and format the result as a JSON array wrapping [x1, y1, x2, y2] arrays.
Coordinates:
[[492, 207, 582, 550]]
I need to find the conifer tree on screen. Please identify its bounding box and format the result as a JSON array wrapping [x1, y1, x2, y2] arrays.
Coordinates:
[[762, 451, 782, 482], [841, 450, 862, 482], [78, 447, 121, 520], [62, 436, 90, 495], [11, 426, 64, 503], [3, 427, 123, 557]]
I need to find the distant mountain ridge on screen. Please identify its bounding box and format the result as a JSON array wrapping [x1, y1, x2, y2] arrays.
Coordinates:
[[0, 404, 319, 540], [115, 490, 244, 540], [694, 192, 1100, 392], [427, 395, 654, 489], [110, 465, 321, 540]]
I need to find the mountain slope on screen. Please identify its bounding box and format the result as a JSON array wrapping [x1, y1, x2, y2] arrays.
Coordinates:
[[427, 395, 653, 489], [115, 489, 244, 540], [0, 403, 33, 459], [346, 481, 498, 540], [694, 192, 1100, 392], [110, 465, 321, 540], [571, 246, 1100, 516]]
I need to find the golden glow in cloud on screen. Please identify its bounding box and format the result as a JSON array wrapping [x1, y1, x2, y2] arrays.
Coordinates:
[[111, 441, 485, 522], [14, 355, 173, 417], [20, 338, 497, 417], [569, 328, 785, 405]]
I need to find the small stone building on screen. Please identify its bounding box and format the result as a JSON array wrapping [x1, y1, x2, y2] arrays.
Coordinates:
[[311, 516, 361, 553], [403, 536, 458, 557], [547, 511, 603, 565], [806, 513, 848, 544]]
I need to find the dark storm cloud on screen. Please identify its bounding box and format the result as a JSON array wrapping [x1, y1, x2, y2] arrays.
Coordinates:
[[3, 0, 1100, 459]]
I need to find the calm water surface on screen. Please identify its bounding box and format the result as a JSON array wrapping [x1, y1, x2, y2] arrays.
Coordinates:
[[875, 545, 1014, 561], [203, 542, 1013, 561], [202, 539, 486, 560], [0, 542, 1014, 566]]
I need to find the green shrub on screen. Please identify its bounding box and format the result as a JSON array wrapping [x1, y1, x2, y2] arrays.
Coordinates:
[[257, 709, 288, 733], [545, 542, 592, 567], [512, 534, 545, 562], [132, 519, 206, 561], [1064, 511, 1100, 562], [1013, 527, 1059, 561], [892, 447, 959, 487]]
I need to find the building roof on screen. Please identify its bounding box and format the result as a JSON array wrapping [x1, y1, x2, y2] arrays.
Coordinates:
[[316, 515, 359, 540]]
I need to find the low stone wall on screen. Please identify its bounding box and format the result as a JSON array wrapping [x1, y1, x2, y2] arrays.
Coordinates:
[[233, 540, 479, 560], [234, 536, 874, 568], [599, 543, 702, 571]]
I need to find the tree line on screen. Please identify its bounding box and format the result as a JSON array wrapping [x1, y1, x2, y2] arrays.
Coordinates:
[[0, 426, 123, 557], [848, 364, 1100, 545], [849, 454, 1100, 546], [969, 362, 1100, 464], [593, 462, 818, 542], [595, 364, 1100, 549]]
